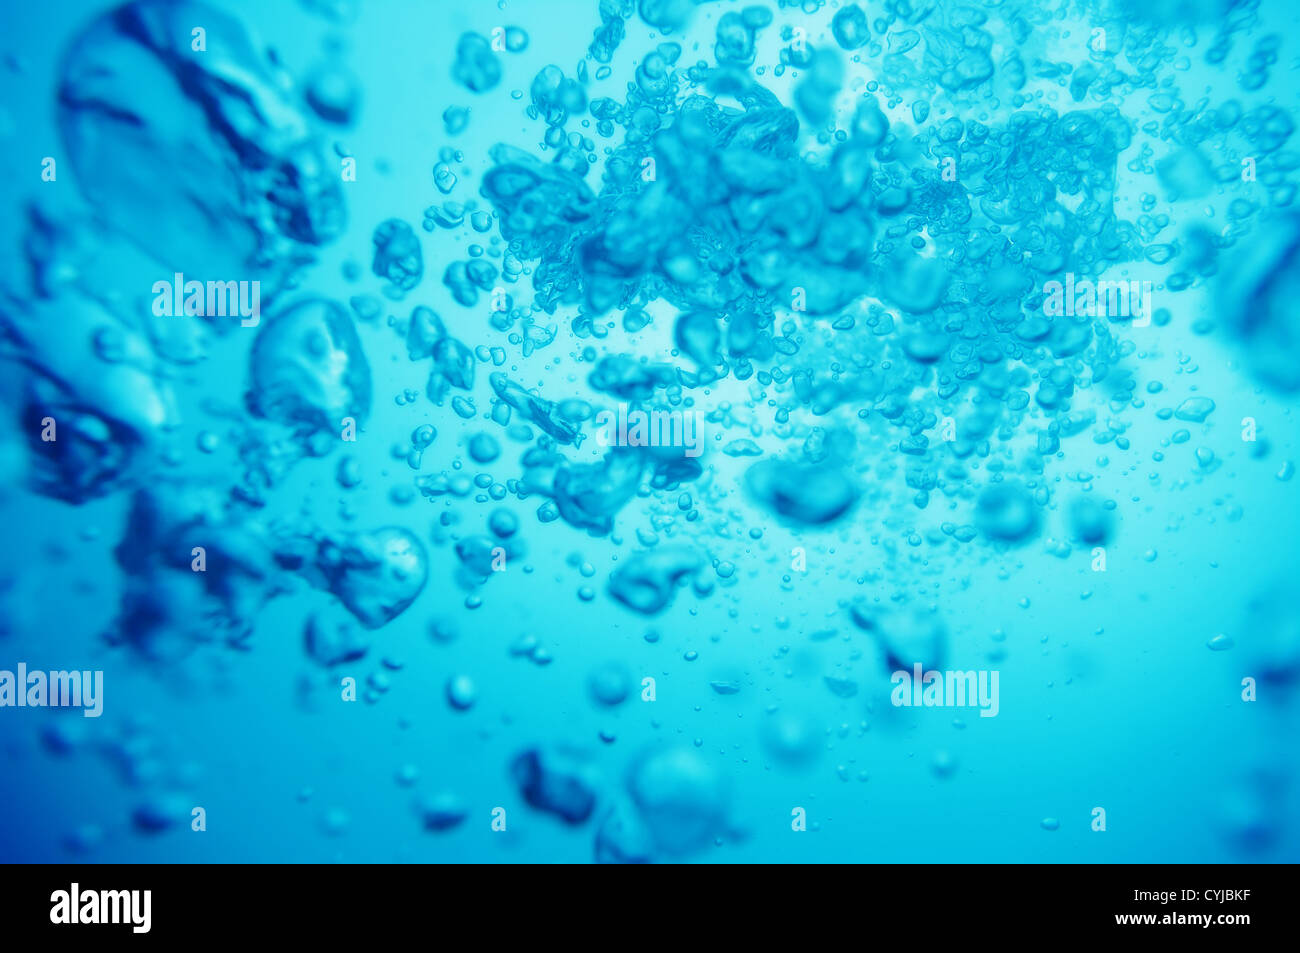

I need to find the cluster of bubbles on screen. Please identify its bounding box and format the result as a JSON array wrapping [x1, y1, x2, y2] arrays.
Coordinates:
[[2, 0, 1298, 859]]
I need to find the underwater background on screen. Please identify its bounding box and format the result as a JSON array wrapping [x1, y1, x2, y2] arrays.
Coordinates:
[[0, 0, 1297, 864]]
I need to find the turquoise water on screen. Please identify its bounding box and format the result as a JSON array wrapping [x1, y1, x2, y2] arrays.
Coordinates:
[[0, 0, 1297, 863]]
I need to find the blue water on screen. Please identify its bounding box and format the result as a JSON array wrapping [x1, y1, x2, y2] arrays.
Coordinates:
[[0, 0, 1297, 863]]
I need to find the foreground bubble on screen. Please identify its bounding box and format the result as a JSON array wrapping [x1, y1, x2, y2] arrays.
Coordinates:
[[314, 527, 428, 629], [607, 545, 704, 615], [594, 800, 655, 864], [371, 219, 424, 293], [744, 459, 859, 525], [6, 213, 178, 503], [59, 0, 344, 278], [248, 298, 372, 441], [850, 601, 948, 673], [975, 482, 1041, 544], [626, 746, 729, 857], [1218, 215, 1300, 393], [111, 482, 281, 658], [417, 792, 469, 832], [511, 747, 599, 825], [760, 709, 824, 770], [587, 662, 631, 706], [1069, 496, 1114, 545], [452, 32, 501, 93]]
